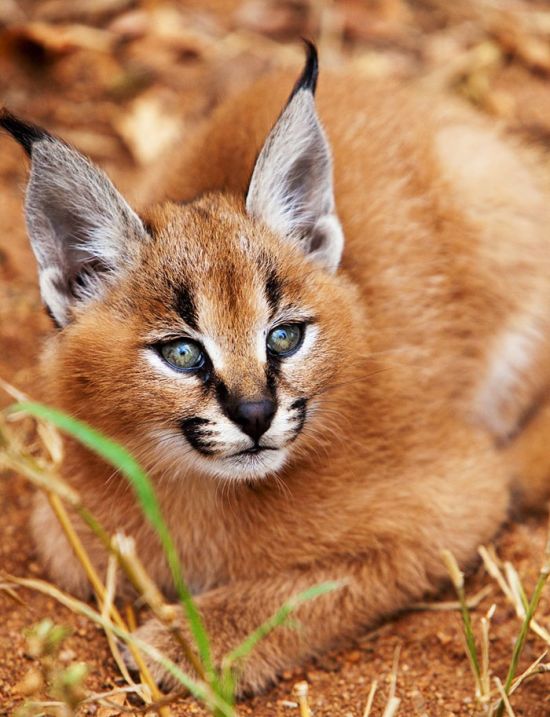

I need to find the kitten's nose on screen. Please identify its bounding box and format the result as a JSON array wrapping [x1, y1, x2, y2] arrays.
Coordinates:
[[231, 399, 276, 442]]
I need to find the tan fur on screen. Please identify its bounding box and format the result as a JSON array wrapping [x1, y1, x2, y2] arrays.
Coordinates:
[[27, 66, 550, 693]]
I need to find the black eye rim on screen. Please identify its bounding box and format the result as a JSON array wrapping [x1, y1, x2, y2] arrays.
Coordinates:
[[155, 337, 207, 373], [266, 322, 306, 358]]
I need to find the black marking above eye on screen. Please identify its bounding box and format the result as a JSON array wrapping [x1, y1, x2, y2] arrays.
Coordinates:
[[175, 284, 199, 331], [181, 417, 217, 455], [265, 268, 282, 319]]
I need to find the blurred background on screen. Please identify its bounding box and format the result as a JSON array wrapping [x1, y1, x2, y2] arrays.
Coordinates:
[[1, 0, 550, 189]]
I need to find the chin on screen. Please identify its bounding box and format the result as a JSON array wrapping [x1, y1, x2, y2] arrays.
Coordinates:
[[140, 429, 291, 483], [197, 448, 289, 482]]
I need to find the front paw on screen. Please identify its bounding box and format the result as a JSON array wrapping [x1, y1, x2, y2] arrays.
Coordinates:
[[122, 616, 187, 692], [122, 612, 280, 697]]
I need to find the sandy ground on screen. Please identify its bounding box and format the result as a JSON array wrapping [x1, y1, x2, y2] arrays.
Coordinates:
[[1, 1, 550, 715]]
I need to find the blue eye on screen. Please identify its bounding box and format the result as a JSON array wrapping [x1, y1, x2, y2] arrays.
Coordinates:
[[267, 324, 303, 356], [160, 339, 204, 371]]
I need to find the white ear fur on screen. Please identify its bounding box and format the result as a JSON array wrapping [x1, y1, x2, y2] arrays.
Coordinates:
[[0, 111, 148, 326], [26, 138, 148, 326], [245, 49, 343, 273]]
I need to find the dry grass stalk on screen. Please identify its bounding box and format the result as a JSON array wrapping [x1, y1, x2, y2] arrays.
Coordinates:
[[0, 388, 168, 713], [387, 644, 400, 702], [508, 650, 548, 697], [45, 492, 165, 710], [0, 580, 24, 604], [379, 644, 401, 717], [381, 696, 401, 717], [112, 532, 205, 680], [101, 552, 144, 700], [294, 680, 312, 717], [441, 549, 482, 696], [441, 529, 550, 716], [504, 562, 528, 613], [362, 679, 378, 717], [492, 517, 550, 717], [411, 584, 492, 612], [479, 545, 550, 644], [494, 677, 516, 717], [125, 602, 138, 631], [2, 573, 227, 716], [480, 603, 496, 701]]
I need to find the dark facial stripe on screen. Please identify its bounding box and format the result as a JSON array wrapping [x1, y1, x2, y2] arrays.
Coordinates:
[[290, 397, 307, 437], [214, 378, 236, 424], [175, 284, 199, 331], [265, 268, 282, 320], [180, 416, 216, 455], [214, 378, 229, 407], [265, 357, 281, 399]]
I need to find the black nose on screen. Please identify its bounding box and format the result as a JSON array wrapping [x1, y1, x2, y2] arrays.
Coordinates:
[[230, 399, 276, 442]]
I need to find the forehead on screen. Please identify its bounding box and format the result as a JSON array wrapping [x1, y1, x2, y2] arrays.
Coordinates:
[[133, 195, 309, 334]]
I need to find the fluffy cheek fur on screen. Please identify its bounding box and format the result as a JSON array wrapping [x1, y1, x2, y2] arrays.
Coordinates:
[[49, 307, 353, 484]]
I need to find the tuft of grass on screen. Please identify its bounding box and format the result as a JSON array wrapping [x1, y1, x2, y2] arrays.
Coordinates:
[[493, 529, 550, 717], [1, 393, 341, 716], [442, 527, 550, 717], [441, 549, 483, 698], [8, 400, 215, 682]]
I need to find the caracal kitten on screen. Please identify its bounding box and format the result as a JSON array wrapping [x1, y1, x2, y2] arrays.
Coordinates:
[[2, 44, 550, 693]]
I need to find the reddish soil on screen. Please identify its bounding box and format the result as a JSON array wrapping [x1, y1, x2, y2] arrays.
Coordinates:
[[1, 2, 550, 715]]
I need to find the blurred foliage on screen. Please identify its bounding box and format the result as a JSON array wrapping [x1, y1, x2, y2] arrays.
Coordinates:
[[1, 0, 550, 174]]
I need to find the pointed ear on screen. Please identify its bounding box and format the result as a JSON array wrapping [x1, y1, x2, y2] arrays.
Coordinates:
[[0, 109, 149, 327], [245, 43, 343, 273]]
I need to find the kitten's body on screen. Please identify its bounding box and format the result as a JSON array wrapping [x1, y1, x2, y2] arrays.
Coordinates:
[[3, 50, 550, 693]]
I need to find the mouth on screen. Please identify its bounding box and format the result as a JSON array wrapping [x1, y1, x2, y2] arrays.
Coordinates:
[[220, 443, 288, 479], [232, 445, 277, 457], [188, 441, 288, 480]]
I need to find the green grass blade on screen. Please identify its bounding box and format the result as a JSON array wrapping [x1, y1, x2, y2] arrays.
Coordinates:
[[220, 579, 343, 698], [495, 565, 550, 717], [8, 401, 214, 674], [225, 581, 342, 666]]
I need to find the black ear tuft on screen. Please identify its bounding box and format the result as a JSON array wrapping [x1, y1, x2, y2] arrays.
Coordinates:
[[289, 40, 319, 101], [0, 108, 50, 157]]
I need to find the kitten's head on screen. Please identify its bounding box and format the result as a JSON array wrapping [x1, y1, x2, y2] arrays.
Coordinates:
[[1, 45, 365, 481]]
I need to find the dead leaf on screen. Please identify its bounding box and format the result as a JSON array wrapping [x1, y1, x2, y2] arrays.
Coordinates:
[[35, 0, 134, 23], [5, 21, 116, 55], [114, 92, 183, 165], [234, 0, 316, 41], [57, 129, 122, 161], [97, 691, 127, 717], [0, 0, 26, 27]]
